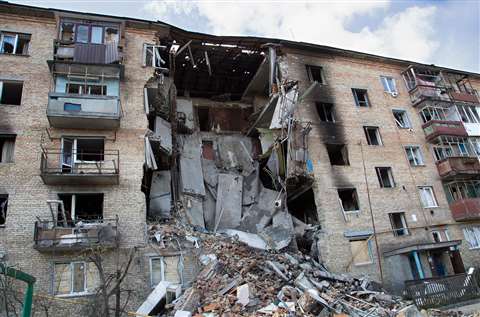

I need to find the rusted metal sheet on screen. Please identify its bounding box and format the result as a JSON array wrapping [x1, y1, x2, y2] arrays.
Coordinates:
[[105, 41, 119, 64], [74, 43, 106, 64]]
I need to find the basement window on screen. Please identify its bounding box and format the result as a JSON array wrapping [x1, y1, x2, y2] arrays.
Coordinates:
[[389, 212, 410, 236], [0, 194, 7, 226], [150, 256, 181, 287], [364, 126, 382, 146], [326, 144, 349, 166], [0, 135, 16, 163], [58, 193, 104, 224], [352, 89, 370, 107], [144, 44, 165, 68], [54, 261, 99, 296], [350, 239, 373, 265], [375, 167, 395, 188], [392, 109, 411, 128], [0, 32, 30, 55], [306, 65, 325, 84], [338, 188, 360, 212], [405, 146, 424, 166], [0, 81, 23, 105], [315, 102, 334, 122]]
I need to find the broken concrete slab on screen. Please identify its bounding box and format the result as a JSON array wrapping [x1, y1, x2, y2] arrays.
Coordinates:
[[203, 189, 216, 231], [236, 284, 250, 306], [136, 281, 171, 316], [239, 186, 280, 233], [184, 194, 205, 229], [179, 135, 206, 197], [258, 225, 292, 250], [214, 174, 243, 230], [217, 136, 255, 176], [177, 98, 195, 131], [174, 311, 192, 317], [149, 170, 171, 219], [154, 116, 172, 154], [221, 229, 268, 250], [242, 165, 260, 206]]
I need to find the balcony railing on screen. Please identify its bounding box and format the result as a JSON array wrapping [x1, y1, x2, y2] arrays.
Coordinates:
[[40, 148, 119, 185], [450, 197, 480, 221], [436, 156, 480, 179], [408, 85, 451, 106], [54, 40, 122, 64], [47, 93, 121, 129], [422, 120, 468, 141], [34, 217, 119, 252], [404, 270, 480, 309]]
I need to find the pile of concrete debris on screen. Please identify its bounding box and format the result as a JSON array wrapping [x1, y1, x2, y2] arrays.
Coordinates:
[[164, 231, 446, 317]]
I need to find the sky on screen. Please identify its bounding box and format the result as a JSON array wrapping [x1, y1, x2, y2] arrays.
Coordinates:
[[9, 0, 480, 73]]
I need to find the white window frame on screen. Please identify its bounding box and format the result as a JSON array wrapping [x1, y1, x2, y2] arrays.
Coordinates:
[[392, 109, 411, 128], [62, 137, 105, 164], [376, 167, 395, 188], [350, 238, 374, 266], [389, 212, 410, 236], [380, 76, 397, 94], [364, 126, 382, 146], [405, 146, 424, 166], [306, 65, 326, 84], [54, 261, 95, 297], [418, 186, 438, 208], [0, 80, 23, 106], [0, 32, 18, 54], [149, 256, 181, 288], [463, 227, 480, 249], [143, 43, 166, 68]]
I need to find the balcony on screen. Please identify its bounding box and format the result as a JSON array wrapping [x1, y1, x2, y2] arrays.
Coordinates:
[[422, 120, 467, 141], [450, 198, 480, 221], [47, 93, 121, 129], [54, 40, 122, 65], [40, 148, 119, 185], [34, 217, 119, 253], [436, 156, 480, 179]]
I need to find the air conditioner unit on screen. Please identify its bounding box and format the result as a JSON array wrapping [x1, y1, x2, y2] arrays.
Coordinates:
[[390, 91, 398, 98]]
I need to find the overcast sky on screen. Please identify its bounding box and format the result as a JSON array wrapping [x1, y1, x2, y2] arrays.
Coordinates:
[[10, 0, 480, 72]]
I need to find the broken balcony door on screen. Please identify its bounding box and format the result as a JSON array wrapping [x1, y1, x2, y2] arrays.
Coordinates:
[[61, 137, 74, 173]]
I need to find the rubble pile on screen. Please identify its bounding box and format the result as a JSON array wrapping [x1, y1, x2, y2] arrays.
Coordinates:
[[169, 233, 412, 317]]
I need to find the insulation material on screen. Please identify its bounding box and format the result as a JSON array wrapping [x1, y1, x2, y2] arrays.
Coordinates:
[[154, 116, 172, 154], [179, 135, 206, 196], [215, 174, 243, 230], [177, 98, 195, 131], [149, 171, 172, 219], [269, 87, 298, 129]]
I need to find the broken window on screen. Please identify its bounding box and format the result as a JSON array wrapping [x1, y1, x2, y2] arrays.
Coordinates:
[[315, 102, 334, 122], [352, 88, 370, 107], [326, 144, 349, 166], [338, 188, 360, 212], [58, 193, 103, 224], [389, 212, 409, 236], [0, 32, 30, 55], [306, 65, 325, 84], [0, 194, 7, 226], [432, 230, 442, 243], [197, 107, 211, 131], [392, 109, 411, 128], [287, 188, 318, 225], [150, 256, 181, 287], [463, 226, 480, 249], [364, 126, 382, 145], [144, 44, 165, 68], [350, 239, 373, 265], [456, 103, 480, 124], [0, 135, 16, 163], [66, 82, 107, 96], [0, 81, 23, 105], [59, 20, 120, 45], [54, 262, 99, 296], [380, 76, 397, 94], [405, 146, 424, 166], [375, 167, 395, 188], [418, 186, 438, 208], [62, 138, 105, 162]]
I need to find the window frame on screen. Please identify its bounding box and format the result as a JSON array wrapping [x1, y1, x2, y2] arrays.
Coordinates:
[[62, 137, 105, 164], [349, 238, 374, 266], [53, 261, 97, 297], [463, 226, 480, 249], [306, 65, 325, 84], [0, 194, 7, 227], [315, 102, 335, 122], [326, 143, 349, 166], [143, 43, 166, 68], [0, 134, 16, 163], [380, 76, 397, 94], [352, 88, 370, 107], [149, 256, 181, 288], [418, 186, 438, 208], [375, 167, 395, 188], [0, 80, 23, 106], [389, 212, 410, 237], [392, 109, 411, 129], [337, 188, 360, 213], [405, 146, 424, 166], [363, 126, 382, 146], [0, 31, 30, 55]]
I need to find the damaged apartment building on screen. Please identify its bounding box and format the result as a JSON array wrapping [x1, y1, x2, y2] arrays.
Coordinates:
[[1, 2, 480, 316]]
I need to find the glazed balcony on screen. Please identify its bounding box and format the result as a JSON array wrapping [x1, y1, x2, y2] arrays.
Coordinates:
[[436, 156, 480, 179], [40, 148, 119, 185], [450, 198, 480, 221], [422, 120, 467, 141], [34, 217, 119, 253], [47, 93, 121, 129]]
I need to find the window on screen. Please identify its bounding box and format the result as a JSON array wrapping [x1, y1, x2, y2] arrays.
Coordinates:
[[0, 81, 23, 105], [338, 188, 360, 212], [326, 144, 349, 166], [150, 256, 181, 287], [456, 104, 480, 124], [380, 76, 397, 94], [418, 186, 438, 208], [432, 137, 471, 161], [405, 146, 424, 166], [62, 138, 105, 163], [60, 20, 119, 45], [376, 167, 395, 188], [352, 89, 370, 107], [446, 181, 480, 202], [0, 195, 7, 226], [144, 44, 166, 68], [463, 227, 480, 249], [315, 102, 334, 122], [54, 262, 99, 296], [306, 65, 325, 84], [431, 230, 450, 243], [392, 110, 411, 128], [0, 135, 16, 163], [389, 212, 410, 236], [364, 126, 382, 145], [0, 32, 30, 55], [350, 239, 373, 265], [57, 193, 103, 225], [66, 82, 107, 96]]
